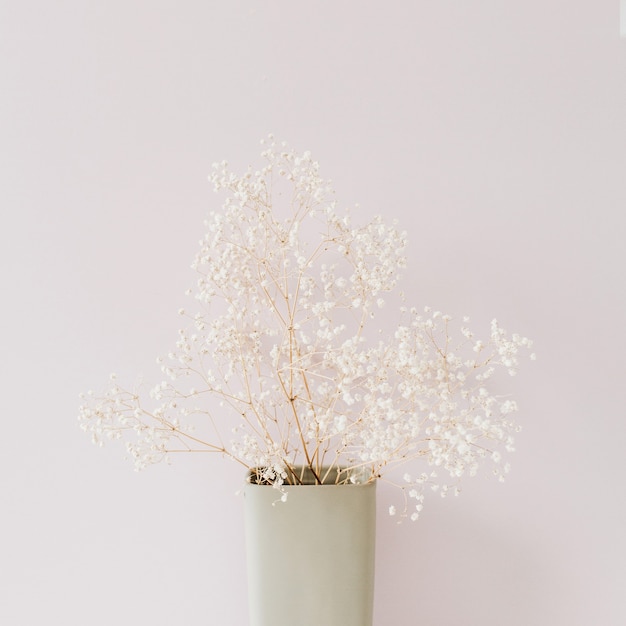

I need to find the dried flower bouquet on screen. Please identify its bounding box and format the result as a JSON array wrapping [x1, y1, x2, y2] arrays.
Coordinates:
[[79, 137, 534, 520]]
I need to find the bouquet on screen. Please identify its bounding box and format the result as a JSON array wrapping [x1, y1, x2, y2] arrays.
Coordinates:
[[79, 137, 534, 520]]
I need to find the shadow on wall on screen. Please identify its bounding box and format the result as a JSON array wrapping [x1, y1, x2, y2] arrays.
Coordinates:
[[374, 496, 564, 626]]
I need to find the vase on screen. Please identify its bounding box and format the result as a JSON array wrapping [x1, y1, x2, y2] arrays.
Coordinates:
[[243, 466, 377, 626]]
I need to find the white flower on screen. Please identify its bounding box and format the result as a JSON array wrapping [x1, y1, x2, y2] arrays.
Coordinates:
[[78, 139, 534, 520]]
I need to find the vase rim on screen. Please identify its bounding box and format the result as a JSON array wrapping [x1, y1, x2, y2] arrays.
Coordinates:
[[247, 465, 375, 486]]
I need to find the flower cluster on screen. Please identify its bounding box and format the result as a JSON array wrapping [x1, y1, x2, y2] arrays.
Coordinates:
[[78, 137, 534, 520]]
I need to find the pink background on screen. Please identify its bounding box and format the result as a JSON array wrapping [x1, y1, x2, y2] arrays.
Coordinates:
[[2, 2, 625, 624]]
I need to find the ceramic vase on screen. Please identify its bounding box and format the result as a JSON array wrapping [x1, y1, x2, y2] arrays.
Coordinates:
[[244, 466, 376, 626]]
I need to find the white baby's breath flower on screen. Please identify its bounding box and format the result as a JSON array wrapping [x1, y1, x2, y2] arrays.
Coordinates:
[[78, 139, 534, 519]]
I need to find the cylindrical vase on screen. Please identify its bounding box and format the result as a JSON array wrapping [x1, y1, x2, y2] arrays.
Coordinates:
[[244, 467, 376, 626]]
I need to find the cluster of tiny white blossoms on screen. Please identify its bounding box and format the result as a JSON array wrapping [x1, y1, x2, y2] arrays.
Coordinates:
[[78, 136, 534, 520]]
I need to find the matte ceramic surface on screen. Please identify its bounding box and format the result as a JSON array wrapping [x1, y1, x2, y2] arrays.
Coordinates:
[[244, 469, 376, 626]]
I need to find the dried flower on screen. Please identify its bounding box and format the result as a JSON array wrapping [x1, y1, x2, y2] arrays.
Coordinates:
[[78, 137, 534, 519]]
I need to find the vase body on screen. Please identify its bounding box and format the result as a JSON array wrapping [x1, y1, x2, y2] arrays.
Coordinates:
[[244, 467, 376, 626]]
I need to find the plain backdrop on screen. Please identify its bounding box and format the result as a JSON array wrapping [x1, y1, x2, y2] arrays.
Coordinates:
[[2, 2, 625, 625]]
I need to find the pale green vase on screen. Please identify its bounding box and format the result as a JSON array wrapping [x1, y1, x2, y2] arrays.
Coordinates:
[[244, 467, 377, 626]]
